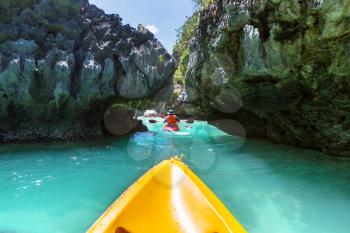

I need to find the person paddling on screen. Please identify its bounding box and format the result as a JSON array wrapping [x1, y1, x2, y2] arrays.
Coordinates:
[[164, 110, 180, 126]]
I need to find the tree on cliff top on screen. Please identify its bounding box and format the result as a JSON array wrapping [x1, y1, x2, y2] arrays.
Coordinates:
[[193, 0, 212, 9]]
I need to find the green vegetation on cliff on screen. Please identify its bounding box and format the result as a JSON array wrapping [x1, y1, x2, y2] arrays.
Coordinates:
[[112, 98, 153, 111], [0, 0, 38, 23], [174, 0, 350, 156], [193, 0, 212, 8], [173, 0, 216, 85], [173, 12, 199, 85]]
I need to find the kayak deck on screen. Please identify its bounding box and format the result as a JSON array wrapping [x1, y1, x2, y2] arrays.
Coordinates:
[[87, 158, 246, 233]]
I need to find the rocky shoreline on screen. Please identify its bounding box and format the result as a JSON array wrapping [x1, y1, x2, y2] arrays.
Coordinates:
[[1, 0, 349, 157], [176, 0, 350, 156], [0, 0, 175, 142]]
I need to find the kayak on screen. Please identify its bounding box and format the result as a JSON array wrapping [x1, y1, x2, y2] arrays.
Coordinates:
[[87, 157, 247, 233], [163, 124, 180, 132]]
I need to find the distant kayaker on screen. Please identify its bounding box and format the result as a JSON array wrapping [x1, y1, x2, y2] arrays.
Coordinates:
[[164, 110, 180, 125]]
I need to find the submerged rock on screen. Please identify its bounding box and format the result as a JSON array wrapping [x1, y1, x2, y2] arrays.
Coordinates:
[[104, 107, 147, 136], [0, 0, 175, 141], [179, 0, 350, 156]]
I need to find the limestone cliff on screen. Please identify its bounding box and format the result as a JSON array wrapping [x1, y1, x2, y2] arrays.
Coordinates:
[[179, 0, 350, 156], [0, 0, 175, 142]]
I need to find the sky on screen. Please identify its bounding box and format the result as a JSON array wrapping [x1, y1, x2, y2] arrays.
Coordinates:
[[89, 0, 196, 52]]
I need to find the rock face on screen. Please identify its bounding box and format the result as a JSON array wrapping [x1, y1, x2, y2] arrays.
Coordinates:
[[104, 107, 147, 136], [0, 0, 175, 142], [180, 0, 350, 156]]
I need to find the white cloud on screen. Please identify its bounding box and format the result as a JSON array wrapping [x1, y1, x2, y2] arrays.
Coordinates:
[[145, 25, 159, 34]]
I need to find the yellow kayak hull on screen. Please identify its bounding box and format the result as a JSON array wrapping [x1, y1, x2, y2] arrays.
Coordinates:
[[87, 158, 247, 233]]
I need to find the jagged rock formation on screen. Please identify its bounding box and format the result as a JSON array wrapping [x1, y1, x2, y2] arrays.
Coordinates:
[[0, 0, 175, 142], [179, 0, 350, 156]]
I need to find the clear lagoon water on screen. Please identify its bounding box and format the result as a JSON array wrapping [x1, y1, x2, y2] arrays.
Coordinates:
[[0, 119, 350, 233]]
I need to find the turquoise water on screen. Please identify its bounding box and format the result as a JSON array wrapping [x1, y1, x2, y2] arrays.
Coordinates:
[[0, 119, 350, 233]]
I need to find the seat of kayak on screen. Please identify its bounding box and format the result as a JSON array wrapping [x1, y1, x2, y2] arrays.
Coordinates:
[[88, 159, 246, 233], [115, 227, 129, 233]]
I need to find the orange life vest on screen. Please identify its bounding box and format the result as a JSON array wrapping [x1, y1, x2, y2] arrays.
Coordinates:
[[167, 115, 177, 124]]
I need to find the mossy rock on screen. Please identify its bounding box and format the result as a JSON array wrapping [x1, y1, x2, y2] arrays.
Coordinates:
[[112, 98, 154, 111]]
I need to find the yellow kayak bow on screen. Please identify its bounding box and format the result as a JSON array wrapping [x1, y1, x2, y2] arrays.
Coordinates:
[[87, 158, 246, 233]]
